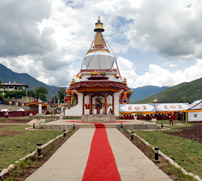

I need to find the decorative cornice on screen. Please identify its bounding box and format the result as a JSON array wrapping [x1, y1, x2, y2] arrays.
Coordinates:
[[70, 81, 126, 90]]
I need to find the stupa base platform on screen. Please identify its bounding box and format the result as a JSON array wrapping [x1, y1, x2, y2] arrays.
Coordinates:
[[81, 114, 116, 122], [39, 119, 158, 130]]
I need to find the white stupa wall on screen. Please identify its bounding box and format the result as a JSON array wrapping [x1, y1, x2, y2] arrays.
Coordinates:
[[65, 93, 83, 116], [84, 51, 114, 70], [85, 95, 89, 104], [107, 95, 112, 104], [114, 92, 121, 116]]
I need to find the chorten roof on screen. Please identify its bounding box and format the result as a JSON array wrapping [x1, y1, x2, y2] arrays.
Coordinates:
[[84, 17, 115, 70]]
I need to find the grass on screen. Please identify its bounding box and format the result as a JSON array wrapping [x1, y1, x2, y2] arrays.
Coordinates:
[[134, 125, 202, 178], [0, 125, 62, 171], [156, 119, 186, 125], [45, 117, 81, 123], [0, 116, 31, 120], [143, 119, 187, 125], [45, 119, 56, 123]]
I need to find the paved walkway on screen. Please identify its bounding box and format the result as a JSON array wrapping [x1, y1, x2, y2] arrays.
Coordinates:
[[107, 129, 171, 180], [26, 127, 171, 181]]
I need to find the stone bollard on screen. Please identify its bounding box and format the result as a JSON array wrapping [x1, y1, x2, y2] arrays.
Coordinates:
[[73, 124, 75, 131], [131, 131, 134, 141], [37, 142, 42, 157], [63, 130, 66, 137]]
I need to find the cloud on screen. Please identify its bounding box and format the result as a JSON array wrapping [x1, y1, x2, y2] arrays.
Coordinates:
[[163, 62, 178, 68], [117, 56, 137, 86], [0, 0, 202, 89], [0, 0, 55, 57], [117, 56, 202, 88], [0, 0, 83, 86], [135, 59, 202, 88], [0, 0, 131, 87], [125, 0, 202, 59]]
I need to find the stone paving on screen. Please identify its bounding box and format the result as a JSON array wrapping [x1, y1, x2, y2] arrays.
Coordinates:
[[26, 126, 172, 181], [107, 128, 171, 181], [26, 128, 94, 181]]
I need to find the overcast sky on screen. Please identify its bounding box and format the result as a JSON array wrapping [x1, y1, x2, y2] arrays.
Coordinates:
[[0, 0, 202, 88]]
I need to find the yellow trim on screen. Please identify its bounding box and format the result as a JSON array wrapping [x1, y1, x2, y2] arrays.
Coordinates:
[[26, 102, 49, 106], [87, 49, 110, 54], [186, 112, 188, 123], [119, 112, 134, 115], [86, 71, 106, 75], [183, 109, 202, 112]]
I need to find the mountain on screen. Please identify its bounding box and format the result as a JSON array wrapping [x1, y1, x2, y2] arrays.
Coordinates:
[[136, 77, 202, 104], [0, 63, 61, 100], [130, 86, 168, 103]]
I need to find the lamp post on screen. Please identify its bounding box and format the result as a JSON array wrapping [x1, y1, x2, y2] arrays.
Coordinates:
[[154, 147, 159, 162]]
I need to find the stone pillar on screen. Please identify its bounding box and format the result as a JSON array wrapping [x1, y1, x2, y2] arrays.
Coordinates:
[[89, 94, 92, 114], [83, 94, 85, 114], [112, 94, 114, 114], [61, 105, 64, 115], [114, 93, 121, 116], [38, 100, 42, 115], [105, 94, 107, 114]]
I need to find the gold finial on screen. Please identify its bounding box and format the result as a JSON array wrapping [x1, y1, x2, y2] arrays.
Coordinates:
[[94, 17, 104, 32], [123, 77, 127, 84]]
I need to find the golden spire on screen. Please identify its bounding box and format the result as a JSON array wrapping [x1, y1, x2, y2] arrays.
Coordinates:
[[87, 17, 110, 54], [94, 17, 105, 48]]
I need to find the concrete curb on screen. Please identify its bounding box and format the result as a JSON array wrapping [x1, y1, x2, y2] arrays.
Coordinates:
[[0, 130, 68, 179], [127, 129, 202, 181]]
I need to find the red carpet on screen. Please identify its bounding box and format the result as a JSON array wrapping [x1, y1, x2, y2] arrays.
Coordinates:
[[82, 123, 121, 181]]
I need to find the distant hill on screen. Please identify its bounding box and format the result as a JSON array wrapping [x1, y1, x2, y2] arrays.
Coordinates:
[[0, 63, 61, 100], [130, 86, 168, 103], [136, 77, 202, 104]]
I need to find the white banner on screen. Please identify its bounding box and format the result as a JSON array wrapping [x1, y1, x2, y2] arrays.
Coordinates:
[[120, 104, 155, 112], [120, 103, 190, 113], [188, 112, 202, 122], [156, 103, 189, 112]]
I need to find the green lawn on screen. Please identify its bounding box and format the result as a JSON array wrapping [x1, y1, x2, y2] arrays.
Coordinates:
[[142, 119, 187, 125], [134, 125, 202, 178], [0, 125, 62, 171]]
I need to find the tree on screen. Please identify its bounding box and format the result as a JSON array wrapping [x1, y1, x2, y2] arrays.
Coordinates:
[[35, 86, 48, 102], [57, 88, 66, 103], [4, 90, 26, 99], [27, 90, 36, 98]]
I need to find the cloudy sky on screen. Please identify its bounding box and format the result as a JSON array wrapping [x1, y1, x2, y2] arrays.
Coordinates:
[[0, 0, 202, 88]]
